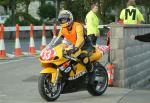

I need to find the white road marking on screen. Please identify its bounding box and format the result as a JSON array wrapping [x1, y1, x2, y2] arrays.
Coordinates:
[[0, 50, 40, 65], [0, 57, 36, 65], [0, 92, 7, 97], [0, 94, 7, 97], [6, 53, 15, 58], [22, 52, 29, 56]]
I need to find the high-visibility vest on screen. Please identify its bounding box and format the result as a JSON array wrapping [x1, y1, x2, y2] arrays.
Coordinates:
[[120, 6, 144, 24], [61, 22, 81, 45]]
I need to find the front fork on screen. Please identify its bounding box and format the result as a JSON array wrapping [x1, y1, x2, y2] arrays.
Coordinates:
[[40, 67, 60, 86], [53, 68, 59, 86]]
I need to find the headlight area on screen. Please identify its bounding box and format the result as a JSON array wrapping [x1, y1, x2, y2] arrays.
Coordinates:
[[41, 63, 57, 68]]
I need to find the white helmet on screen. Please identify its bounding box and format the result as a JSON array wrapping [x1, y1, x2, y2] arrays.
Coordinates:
[[58, 10, 73, 27]]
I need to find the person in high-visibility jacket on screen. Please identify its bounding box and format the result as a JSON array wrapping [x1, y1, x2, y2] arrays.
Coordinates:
[[85, 3, 99, 45], [120, 0, 144, 24]]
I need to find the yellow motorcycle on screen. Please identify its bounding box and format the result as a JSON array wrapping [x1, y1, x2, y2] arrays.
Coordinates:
[[38, 37, 109, 101]]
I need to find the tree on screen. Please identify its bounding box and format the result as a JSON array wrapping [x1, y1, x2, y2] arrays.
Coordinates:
[[0, 0, 17, 25], [62, 0, 87, 23], [17, 0, 36, 13], [1, 0, 149, 25], [37, 3, 56, 21], [0, 0, 11, 14], [40, 0, 46, 6], [137, 0, 150, 23]]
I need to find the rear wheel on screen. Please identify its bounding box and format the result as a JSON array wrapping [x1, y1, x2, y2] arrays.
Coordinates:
[[38, 74, 62, 101], [87, 62, 108, 96]]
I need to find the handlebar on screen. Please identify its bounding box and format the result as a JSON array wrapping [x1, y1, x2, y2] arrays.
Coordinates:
[[62, 49, 78, 62]]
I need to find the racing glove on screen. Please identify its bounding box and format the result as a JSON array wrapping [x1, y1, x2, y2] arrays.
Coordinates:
[[67, 46, 79, 55]]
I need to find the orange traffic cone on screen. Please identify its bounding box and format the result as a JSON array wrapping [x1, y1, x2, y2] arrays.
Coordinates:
[[106, 63, 114, 86], [40, 24, 47, 50], [28, 24, 36, 55], [14, 24, 23, 57], [0, 24, 6, 58]]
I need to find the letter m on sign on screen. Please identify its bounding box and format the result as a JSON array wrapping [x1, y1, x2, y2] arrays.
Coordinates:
[[125, 9, 136, 20]]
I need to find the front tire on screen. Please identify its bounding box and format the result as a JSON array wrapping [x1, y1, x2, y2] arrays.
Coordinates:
[[38, 74, 62, 101], [87, 62, 108, 96]]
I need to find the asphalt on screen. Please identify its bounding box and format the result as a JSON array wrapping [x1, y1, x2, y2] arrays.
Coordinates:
[[0, 36, 150, 103], [0, 57, 150, 103]]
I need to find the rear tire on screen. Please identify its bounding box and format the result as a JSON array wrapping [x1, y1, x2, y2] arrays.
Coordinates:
[[87, 62, 108, 96], [38, 74, 61, 101]]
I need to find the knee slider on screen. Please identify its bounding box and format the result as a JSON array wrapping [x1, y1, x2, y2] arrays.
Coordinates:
[[83, 57, 89, 64], [80, 53, 90, 64]]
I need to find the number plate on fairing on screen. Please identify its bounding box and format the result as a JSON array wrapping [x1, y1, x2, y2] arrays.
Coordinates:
[[40, 48, 56, 60]]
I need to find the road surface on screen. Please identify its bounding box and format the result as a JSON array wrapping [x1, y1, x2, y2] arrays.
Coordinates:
[[0, 57, 150, 103]]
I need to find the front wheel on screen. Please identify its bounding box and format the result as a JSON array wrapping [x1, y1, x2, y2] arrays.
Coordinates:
[[38, 74, 62, 101], [87, 62, 108, 96]]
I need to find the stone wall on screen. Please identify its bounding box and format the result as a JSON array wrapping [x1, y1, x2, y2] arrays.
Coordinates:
[[110, 24, 150, 88]]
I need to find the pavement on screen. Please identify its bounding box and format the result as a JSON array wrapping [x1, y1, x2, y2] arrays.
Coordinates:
[[0, 56, 150, 103]]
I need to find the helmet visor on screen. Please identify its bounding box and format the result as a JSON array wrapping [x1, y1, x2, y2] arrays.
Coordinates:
[[58, 18, 69, 24], [58, 13, 70, 24]]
